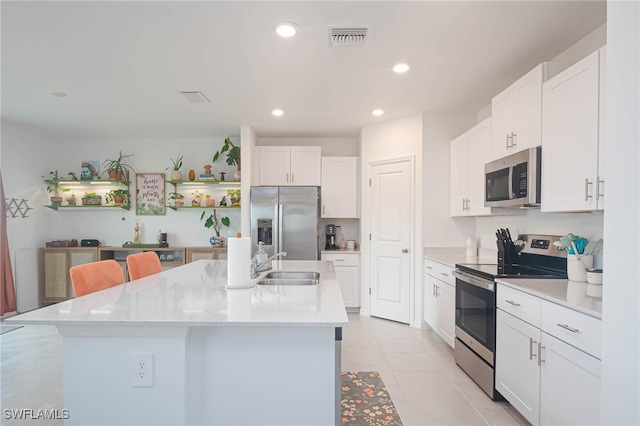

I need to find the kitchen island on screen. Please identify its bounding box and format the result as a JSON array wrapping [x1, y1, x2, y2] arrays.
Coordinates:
[[6, 260, 348, 426]]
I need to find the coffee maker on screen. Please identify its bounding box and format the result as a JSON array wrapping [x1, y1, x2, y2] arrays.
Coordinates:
[[325, 224, 339, 250]]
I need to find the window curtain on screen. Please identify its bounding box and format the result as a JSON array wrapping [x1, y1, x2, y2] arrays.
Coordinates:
[[0, 169, 17, 316]]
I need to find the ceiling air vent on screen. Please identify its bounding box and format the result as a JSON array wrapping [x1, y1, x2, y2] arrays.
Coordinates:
[[179, 91, 211, 104], [329, 27, 369, 47]]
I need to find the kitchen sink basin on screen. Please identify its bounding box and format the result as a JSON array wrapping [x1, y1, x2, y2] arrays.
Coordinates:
[[263, 271, 320, 280], [257, 271, 320, 286]]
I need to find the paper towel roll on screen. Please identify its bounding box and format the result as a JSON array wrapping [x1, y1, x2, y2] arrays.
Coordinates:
[[227, 237, 252, 289]]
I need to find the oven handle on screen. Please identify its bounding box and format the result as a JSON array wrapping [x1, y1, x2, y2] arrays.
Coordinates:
[[453, 270, 495, 292]]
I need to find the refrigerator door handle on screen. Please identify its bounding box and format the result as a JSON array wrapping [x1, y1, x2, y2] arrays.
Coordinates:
[[278, 204, 284, 254]]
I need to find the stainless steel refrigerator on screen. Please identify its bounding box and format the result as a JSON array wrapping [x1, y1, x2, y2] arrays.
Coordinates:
[[250, 187, 320, 260]]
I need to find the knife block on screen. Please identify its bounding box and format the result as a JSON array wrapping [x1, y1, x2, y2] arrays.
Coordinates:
[[497, 241, 519, 268]]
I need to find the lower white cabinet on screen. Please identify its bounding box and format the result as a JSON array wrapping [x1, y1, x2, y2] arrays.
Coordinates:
[[322, 252, 360, 308], [496, 284, 601, 425], [423, 258, 455, 348]]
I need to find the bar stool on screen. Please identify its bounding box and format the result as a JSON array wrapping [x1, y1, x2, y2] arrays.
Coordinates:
[[70, 259, 125, 297], [126, 251, 162, 281]]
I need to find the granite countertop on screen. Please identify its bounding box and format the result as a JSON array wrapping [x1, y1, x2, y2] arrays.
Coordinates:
[[6, 260, 349, 327], [496, 278, 602, 319], [422, 247, 497, 268]]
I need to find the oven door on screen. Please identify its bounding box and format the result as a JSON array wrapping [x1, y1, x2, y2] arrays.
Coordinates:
[[453, 270, 496, 366]]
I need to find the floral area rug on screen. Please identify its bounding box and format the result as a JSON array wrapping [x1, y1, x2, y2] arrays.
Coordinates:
[[341, 371, 403, 425]]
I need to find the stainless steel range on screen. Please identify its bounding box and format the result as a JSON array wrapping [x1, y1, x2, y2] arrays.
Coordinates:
[[452, 233, 567, 400]]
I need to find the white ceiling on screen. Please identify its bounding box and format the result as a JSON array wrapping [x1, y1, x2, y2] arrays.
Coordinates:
[[1, 1, 606, 139]]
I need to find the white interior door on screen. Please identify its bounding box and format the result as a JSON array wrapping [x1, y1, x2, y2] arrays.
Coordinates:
[[369, 159, 412, 324]]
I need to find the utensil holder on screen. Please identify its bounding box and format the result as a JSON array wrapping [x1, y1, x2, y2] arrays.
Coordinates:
[[567, 254, 593, 282]]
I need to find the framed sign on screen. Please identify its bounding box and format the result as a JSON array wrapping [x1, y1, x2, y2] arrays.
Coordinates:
[[136, 173, 165, 215]]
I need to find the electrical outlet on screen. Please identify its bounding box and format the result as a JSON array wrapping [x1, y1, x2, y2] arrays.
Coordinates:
[[131, 352, 153, 387]]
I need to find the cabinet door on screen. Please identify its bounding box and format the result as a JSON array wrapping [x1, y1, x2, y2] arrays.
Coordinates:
[[512, 63, 544, 153], [466, 118, 493, 216], [491, 85, 514, 160], [291, 146, 322, 186], [436, 281, 455, 348], [496, 309, 541, 426], [597, 45, 606, 210], [423, 273, 438, 331], [450, 132, 469, 217], [257, 146, 291, 186], [540, 333, 601, 426], [41, 250, 70, 304], [187, 250, 216, 262], [321, 157, 358, 218], [335, 267, 360, 308], [541, 51, 600, 212]]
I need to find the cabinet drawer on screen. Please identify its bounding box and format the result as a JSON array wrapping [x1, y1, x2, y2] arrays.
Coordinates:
[[322, 253, 359, 267], [497, 284, 541, 328], [423, 259, 455, 286], [541, 300, 601, 359]]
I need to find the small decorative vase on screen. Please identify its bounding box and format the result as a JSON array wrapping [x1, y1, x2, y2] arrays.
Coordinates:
[[210, 236, 225, 247], [206, 199, 215, 207], [192, 200, 201, 207], [188, 169, 196, 181], [171, 170, 182, 181], [175, 199, 184, 206], [233, 170, 241, 181]]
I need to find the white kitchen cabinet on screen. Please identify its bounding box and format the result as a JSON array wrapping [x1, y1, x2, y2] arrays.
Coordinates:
[[496, 284, 601, 426], [423, 258, 455, 348], [322, 252, 360, 309], [450, 117, 493, 217], [541, 47, 606, 212], [491, 63, 546, 159], [256, 146, 321, 186], [496, 309, 541, 425], [321, 157, 358, 218]]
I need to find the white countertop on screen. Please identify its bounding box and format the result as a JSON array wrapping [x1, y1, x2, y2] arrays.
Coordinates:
[[7, 260, 349, 327], [423, 247, 496, 268], [496, 278, 602, 319]]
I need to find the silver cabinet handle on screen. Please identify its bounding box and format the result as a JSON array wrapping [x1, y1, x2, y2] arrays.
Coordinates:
[[291, 173, 294, 183], [440, 272, 449, 277], [432, 283, 436, 296], [425, 266, 433, 270], [435, 285, 439, 297], [333, 259, 345, 262], [462, 198, 466, 211], [505, 133, 510, 149], [286, 173, 289, 183], [538, 342, 545, 366], [505, 300, 521, 307], [401, 248, 409, 253], [529, 338, 537, 361], [597, 177, 604, 200], [511, 132, 517, 148], [557, 323, 579, 333], [322, 205, 325, 215], [585, 178, 593, 201]]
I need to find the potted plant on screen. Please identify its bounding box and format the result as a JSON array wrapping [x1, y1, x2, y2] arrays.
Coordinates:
[[166, 153, 184, 181], [67, 171, 78, 180], [43, 171, 69, 206], [201, 208, 230, 247], [191, 190, 205, 206], [205, 194, 215, 207], [169, 192, 185, 206], [212, 137, 241, 181], [82, 192, 102, 206], [105, 189, 130, 207], [66, 192, 77, 206], [219, 195, 228, 207], [226, 189, 241, 206], [102, 151, 135, 181]]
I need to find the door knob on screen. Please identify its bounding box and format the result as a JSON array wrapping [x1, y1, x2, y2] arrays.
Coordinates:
[[401, 248, 409, 253]]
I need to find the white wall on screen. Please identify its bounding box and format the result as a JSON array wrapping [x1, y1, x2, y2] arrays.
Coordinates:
[[360, 114, 423, 326], [257, 137, 359, 156], [547, 23, 607, 80], [601, 2, 640, 424], [2, 120, 61, 311], [422, 112, 477, 248]]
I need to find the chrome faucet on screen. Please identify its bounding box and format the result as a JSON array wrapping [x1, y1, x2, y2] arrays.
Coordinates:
[[250, 251, 287, 279]]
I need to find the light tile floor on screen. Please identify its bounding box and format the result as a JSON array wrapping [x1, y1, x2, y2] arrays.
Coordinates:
[[0, 314, 529, 425]]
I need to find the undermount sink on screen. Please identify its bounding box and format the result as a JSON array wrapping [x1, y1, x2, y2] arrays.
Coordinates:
[[257, 271, 320, 286]]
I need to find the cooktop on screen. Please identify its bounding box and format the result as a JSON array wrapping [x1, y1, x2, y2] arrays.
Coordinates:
[[456, 263, 568, 281]]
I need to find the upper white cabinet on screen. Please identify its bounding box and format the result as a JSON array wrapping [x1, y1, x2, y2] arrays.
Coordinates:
[[321, 157, 358, 218], [256, 146, 321, 186], [491, 63, 546, 160], [541, 47, 606, 212], [450, 117, 493, 217]]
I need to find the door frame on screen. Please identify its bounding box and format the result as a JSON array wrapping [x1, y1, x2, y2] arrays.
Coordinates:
[[361, 155, 417, 326]]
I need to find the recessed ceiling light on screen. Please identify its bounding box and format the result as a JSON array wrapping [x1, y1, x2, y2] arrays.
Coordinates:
[[372, 109, 384, 117], [276, 22, 298, 38], [272, 109, 284, 117], [51, 91, 68, 98], [393, 63, 410, 73]]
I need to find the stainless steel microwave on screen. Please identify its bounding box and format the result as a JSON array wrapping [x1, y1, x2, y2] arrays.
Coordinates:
[[484, 147, 541, 208]]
